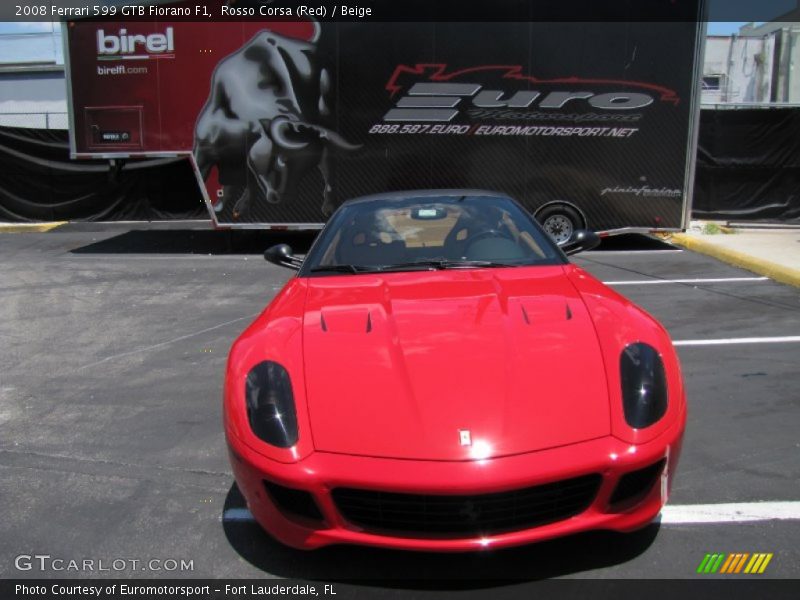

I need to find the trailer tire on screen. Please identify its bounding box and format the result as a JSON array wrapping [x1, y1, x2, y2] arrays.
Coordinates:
[[535, 204, 585, 245]]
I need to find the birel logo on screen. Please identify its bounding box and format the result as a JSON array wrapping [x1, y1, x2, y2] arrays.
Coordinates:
[[97, 27, 174, 58]]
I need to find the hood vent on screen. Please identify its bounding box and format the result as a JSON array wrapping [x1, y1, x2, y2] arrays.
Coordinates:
[[519, 301, 573, 325], [319, 307, 372, 334]]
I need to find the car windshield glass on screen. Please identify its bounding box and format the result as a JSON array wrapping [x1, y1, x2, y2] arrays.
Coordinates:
[[301, 194, 565, 275]]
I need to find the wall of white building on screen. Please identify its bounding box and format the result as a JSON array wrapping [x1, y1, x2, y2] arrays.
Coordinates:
[[703, 26, 800, 105], [703, 35, 775, 103], [0, 70, 67, 129], [0, 23, 67, 129]]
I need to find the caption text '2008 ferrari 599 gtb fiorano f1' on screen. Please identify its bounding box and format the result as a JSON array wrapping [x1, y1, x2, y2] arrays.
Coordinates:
[[223, 190, 686, 551]]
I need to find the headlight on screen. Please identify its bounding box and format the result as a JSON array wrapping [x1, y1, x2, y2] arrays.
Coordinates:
[[620, 343, 668, 428], [245, 361, 298, 447]]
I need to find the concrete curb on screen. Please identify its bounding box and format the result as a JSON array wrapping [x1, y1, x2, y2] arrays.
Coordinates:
[[669, 233, 800, 288], [0, 221, 67, 233]]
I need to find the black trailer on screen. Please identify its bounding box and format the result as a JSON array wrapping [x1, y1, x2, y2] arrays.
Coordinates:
[[65, 2, 705, 240]]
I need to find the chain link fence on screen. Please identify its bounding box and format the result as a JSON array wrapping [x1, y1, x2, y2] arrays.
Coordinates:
[[0, 112, 68, 129]]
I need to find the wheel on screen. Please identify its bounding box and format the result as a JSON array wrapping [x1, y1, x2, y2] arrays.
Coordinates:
[[536, 204, 584, 245]]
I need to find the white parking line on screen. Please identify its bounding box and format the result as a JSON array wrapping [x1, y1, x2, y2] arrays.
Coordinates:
[[660, 502, 800, 524], [605, 277, 768, 285], [584, 249, 684, 254], [65, 254, 257, 260], [674, 336, 800, 347], [222, 502, 800, 524], [223, 508, 256, 522]]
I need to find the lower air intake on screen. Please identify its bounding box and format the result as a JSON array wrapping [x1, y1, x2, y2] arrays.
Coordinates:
[[263, 481, 323, 522], [609, 459, 666, 509]]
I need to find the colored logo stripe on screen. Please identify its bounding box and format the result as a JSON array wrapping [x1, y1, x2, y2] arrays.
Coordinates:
[[698, 553, 773, 574], [721, 553, 749, 573], [719, 553, 736, 573], [746, 553, 773, 574], [697, 553, 726, 573], [97, 54, 175, 61]]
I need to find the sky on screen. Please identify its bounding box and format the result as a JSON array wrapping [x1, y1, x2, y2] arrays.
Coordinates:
[[706, 22, 749, 35]]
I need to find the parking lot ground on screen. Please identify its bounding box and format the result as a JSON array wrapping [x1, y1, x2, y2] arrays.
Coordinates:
[[0, 229, 798, 583]]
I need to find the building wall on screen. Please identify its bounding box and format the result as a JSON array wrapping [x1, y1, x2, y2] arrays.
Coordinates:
[[703, 36, 772, 103], [0, 23, 67, 128], [0, 69, 67, 128], [791, 31, 800, 100], [772, 27, 800, 102], [703, 27, 800, 105], [0, 26, 63, 65]]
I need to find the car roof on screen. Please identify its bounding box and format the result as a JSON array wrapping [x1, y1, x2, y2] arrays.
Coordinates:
[[341, 189, 512, 206]]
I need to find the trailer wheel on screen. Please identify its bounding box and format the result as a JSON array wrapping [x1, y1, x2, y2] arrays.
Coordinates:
[[536, 204, 584, 245]]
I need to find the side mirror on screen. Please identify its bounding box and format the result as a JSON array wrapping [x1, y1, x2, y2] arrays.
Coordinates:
[[264, 244, 302, 270], [561, 229, 601, 256]]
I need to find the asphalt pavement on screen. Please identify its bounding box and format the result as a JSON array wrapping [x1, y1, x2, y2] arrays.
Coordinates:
[[0, 227, 798, 584]]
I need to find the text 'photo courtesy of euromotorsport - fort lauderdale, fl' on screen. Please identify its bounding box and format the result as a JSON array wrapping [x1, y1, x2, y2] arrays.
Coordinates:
[[14, 583, 324, 597]]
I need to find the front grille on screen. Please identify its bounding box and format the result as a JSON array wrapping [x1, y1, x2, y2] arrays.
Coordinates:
[[332, 474, 601, 537]]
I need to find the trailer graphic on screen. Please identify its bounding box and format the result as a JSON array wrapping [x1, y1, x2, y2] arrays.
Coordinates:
[[65, 6, 704, 237], [193, 26, 360, 220]]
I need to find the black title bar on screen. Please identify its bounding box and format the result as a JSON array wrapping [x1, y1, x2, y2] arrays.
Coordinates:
[[2, 0, 795, 23]]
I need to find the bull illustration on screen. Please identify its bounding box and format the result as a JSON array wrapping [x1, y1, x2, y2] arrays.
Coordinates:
[[194, 27, 359, 219]]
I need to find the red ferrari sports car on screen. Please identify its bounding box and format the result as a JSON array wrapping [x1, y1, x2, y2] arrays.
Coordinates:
[[224, 190, 686, 551]]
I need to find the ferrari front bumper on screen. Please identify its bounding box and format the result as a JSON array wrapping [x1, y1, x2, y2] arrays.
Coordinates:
[[226, 409, 685, 551]]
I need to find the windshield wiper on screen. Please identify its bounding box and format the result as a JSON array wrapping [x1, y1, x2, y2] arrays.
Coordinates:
[[378, 260, 520, 272], [309, 264, 378, 274], [311, 260, 522, 274], [438, 260, 520, 269]]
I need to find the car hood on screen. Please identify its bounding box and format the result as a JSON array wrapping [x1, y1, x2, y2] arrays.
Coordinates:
[[302, 267, 610, 460]]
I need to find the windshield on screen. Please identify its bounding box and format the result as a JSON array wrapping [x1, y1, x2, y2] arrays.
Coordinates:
[[300, 194, 565, 275]]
